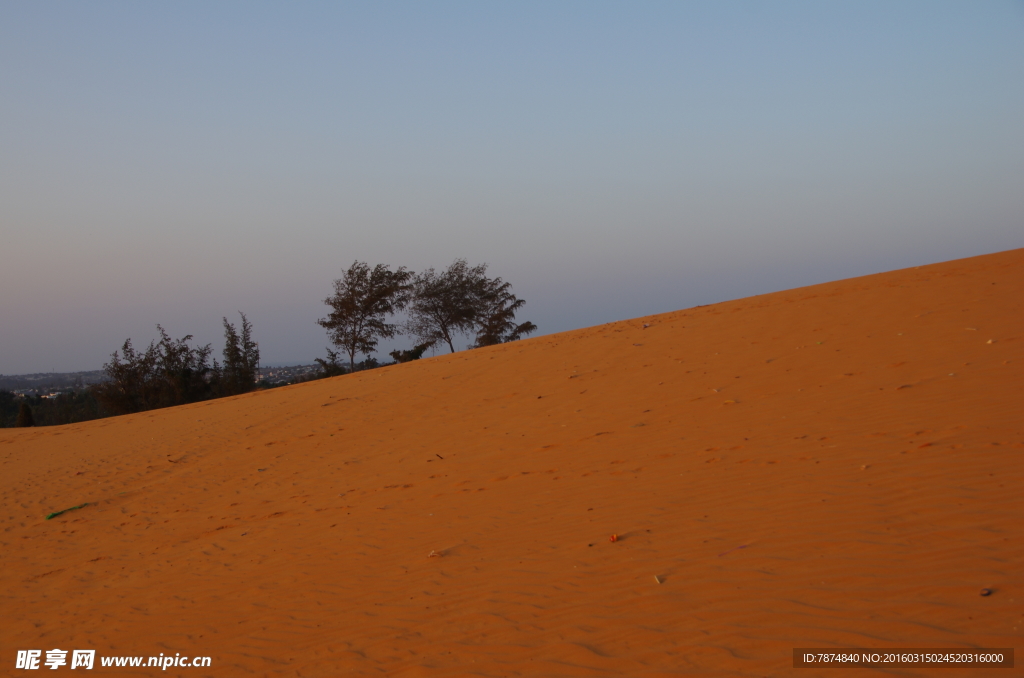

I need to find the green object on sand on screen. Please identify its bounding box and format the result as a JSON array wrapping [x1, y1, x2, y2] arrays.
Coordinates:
[[45, 504, 88, 520]]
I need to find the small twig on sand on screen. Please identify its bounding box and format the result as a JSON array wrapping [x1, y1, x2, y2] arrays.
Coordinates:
[[45, 504, 89, 520], [718, 542, 755, 557]]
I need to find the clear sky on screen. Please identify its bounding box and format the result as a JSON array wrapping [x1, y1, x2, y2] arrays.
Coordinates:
[[2, 1, 1022, 374]]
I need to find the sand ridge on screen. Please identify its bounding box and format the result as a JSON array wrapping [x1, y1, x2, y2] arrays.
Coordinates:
[[2, 248, 1022, 676]]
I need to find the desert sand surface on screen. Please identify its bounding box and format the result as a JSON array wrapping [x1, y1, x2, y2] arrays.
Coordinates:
[[3, 249, 1022, 677]]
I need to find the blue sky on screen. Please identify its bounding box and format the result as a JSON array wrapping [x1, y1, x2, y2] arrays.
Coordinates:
[[2, 1, 1022, 373]]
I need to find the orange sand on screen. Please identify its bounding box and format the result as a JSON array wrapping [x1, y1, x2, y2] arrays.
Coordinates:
[[3, 249, 1022, 677]]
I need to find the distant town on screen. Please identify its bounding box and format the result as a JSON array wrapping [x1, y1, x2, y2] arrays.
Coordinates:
[[256, 364, 322, 386], [0, 364, 321, 398]]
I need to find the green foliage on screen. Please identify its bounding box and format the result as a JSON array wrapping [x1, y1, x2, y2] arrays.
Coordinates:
[[7, 314, 262, 425], [94, 315, 261, 415], [319, 258, 536, 363], [354, 356, 383, 371], [0, 390, 107, 428], [403, 259, 536, 352], [286, 349, 350, 385], [406, 259, 488, 353], [0, 391, 16, 426], [472, 276, 537, 347], [151, 326, 215, 406], [93, 327, 212, 417], [219, 313, 260, 396], [313, 348, 348, 378], [318, 261, 413, 372], [93, 337, 157, 414], [389, 342, 433, 363], [16, 401, 34, 427], [94, 326, 215, 414]]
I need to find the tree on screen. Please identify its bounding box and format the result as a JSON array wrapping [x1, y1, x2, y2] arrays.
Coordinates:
[[152, 326, 214, 407], [473, 276, 537, 347], [406, 259, 489, 353], [16, 401, 34, 427], [355, 356, 382, 371], [389, 342, 433, 363], [318, 261, 413, 372], [93, 337, 160, 414], [94, 327, 214, 414], [220, 313, 260, 395], [313, 348, 347, 378]]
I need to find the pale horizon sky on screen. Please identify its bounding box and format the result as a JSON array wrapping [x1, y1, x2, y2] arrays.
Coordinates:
[[2, 1, 1022, 374]]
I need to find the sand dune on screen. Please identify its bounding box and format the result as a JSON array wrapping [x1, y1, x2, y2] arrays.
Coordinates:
[[3, 249, 1022, 676]]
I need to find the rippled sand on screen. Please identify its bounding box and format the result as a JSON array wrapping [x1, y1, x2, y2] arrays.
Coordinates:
[[3, 248, 1022, 676]]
